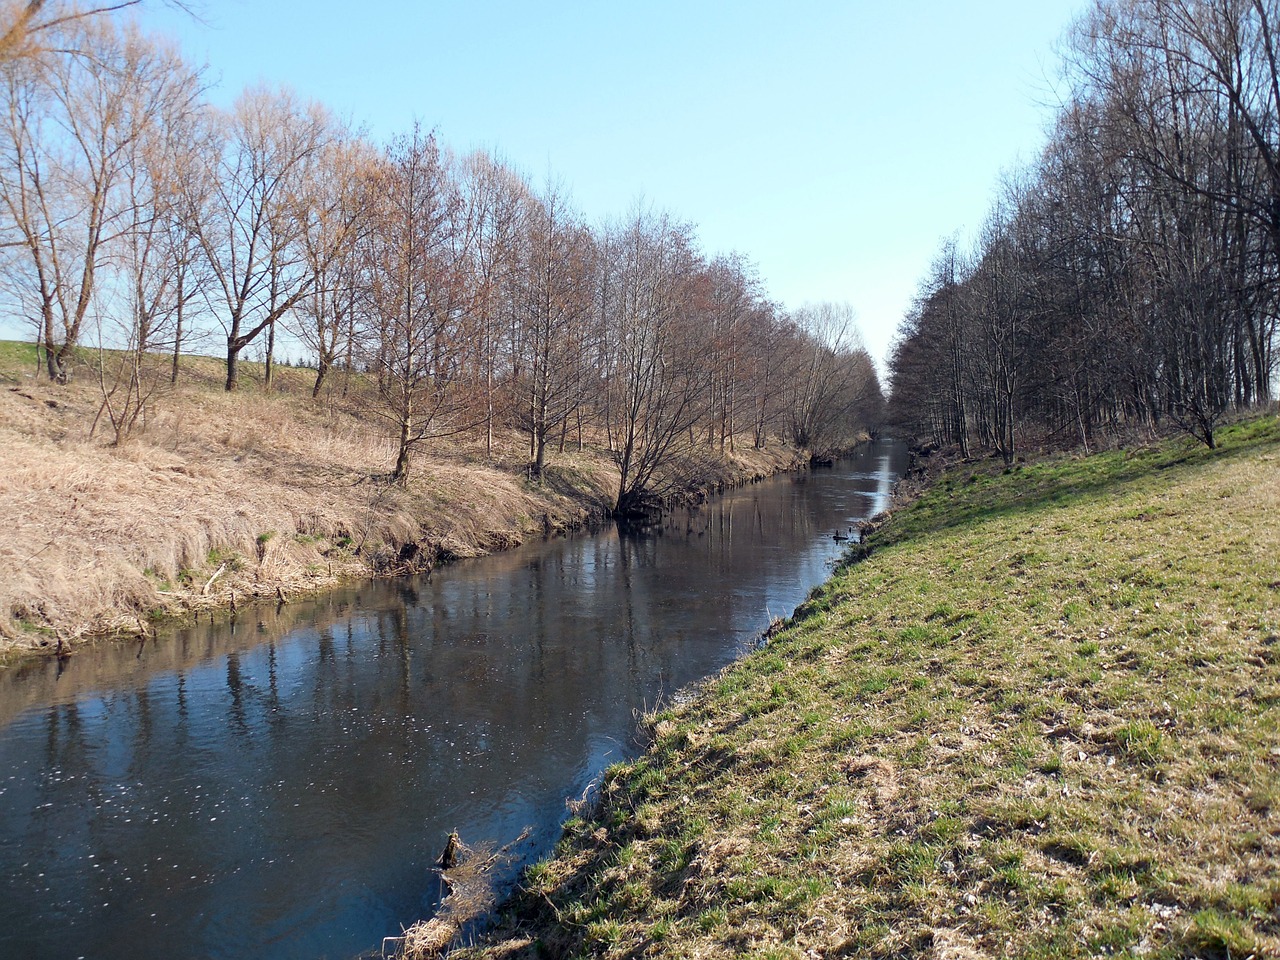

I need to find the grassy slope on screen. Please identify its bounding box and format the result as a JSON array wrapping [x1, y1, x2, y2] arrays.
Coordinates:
[[457, 416, 1280, 960], [0, 344, 803, 657]]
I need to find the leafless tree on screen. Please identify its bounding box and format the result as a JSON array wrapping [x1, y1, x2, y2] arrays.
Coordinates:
[[292, 133, 377, 398], [457, 148, 528, 457], [599, 208, 704, 518], [747, 310, 781, 448], [190, 85, 338, 391], [89, 28, 204, 440], [701, 253, 760, 454], [890, 0, 1279, 454], [513, 178, 595, 478], [0, 0, 196, 66], [0, 15, 182, 381], [360, 125, 478, 484], [781, 302, 880, 458]]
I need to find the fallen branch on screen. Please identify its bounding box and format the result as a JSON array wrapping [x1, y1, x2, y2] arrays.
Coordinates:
[[202, 562, 228, 597]]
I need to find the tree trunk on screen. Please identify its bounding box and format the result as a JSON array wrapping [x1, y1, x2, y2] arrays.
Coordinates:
[[312, 355, 329, 398], [171, 280, 184, 385], [485, 318, 494, 459], [44, 342, 62, 382], [225, 344, 240, 392], [264, 317, 276, 389], [393, 418, 412, 484], [41, 298, 67, 382]]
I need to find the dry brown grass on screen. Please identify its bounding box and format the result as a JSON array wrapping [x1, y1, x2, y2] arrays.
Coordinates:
[[0, 348, 805, 659], [386, 829, 533, 960]]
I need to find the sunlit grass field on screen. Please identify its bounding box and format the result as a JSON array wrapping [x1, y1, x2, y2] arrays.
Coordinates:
[[459, 416, 1280, 959]]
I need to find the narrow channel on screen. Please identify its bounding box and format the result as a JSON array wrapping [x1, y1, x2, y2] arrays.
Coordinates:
[[0, 440, 907, 960]]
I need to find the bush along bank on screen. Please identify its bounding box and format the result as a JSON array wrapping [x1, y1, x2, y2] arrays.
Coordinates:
[[449, 415, 1280, 960]]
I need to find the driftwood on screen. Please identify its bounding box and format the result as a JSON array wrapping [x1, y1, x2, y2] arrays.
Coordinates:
[[438, 831, 460, 869], [202, 562, 228, 596]]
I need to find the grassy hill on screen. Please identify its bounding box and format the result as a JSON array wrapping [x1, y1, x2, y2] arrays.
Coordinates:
[[451, 415, 1280, 960]]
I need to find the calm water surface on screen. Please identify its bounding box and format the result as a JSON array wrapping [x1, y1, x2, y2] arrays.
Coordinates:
[[0, 441, 906, 960]]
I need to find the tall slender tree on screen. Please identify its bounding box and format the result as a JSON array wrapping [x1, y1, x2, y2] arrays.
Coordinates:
[[361, 125, 478, 483]]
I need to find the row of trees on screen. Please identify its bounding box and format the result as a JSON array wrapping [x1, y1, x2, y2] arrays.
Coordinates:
[[889, 0, 1279, 455], [0, 8, 883, 510]]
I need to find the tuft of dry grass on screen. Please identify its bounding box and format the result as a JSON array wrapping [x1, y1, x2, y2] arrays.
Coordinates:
[[0, 347, 805, 659], [450, 415, 1280, 960], [386, 829, 533, 960]]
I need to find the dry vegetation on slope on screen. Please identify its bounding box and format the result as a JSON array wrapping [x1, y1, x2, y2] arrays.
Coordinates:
[[0, 343, 804, 659], [453, 416, 1280, 960]]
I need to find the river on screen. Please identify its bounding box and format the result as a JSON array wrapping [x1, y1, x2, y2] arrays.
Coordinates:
[[0, 440, 907, 960]]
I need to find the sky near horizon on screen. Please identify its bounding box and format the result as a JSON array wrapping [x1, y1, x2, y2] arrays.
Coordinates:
[[8, 1, 1093, 371]]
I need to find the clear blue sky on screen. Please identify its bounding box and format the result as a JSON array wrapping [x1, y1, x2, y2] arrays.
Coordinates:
[[55, 2, 1092, 369]]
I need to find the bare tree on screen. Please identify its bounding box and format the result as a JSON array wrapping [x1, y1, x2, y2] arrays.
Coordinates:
[[190, 85, 336, 391], [742, 299, 789, 449], [361, 125, 478, 484], [890, 0, 1279, 456], [0, 15, 181, 381], [293, 133, 377, 398], [0, 1, 195, 66], [457, 149, 527, 457], [513, 178, 594, 478], [781, 302, 879, 458], [163, 100, 215, 381], [600, 208, 704, 518], [89, 28, 204, 440], [702, 253, 759, 454]]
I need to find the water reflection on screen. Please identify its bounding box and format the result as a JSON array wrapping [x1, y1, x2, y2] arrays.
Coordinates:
[[0, 441, 906, 960]]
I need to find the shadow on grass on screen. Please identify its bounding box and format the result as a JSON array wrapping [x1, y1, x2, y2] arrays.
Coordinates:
[[527, 461, 614, 514], [870, 416, 1280, 553]]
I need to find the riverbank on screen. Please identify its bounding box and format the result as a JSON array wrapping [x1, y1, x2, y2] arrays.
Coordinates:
[[450, 415, 1280, 960], [0, 343, 812, 662]]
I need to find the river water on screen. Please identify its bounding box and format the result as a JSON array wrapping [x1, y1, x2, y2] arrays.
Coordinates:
[[0, 440, 906, 960]]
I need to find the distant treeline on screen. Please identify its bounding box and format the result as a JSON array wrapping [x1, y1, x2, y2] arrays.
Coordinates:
[[889, 0, 1279, 455], [0, 6, 882, 508]]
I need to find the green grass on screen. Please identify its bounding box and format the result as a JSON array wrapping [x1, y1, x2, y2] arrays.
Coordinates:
[[0, 337, 326, 394], [0, 338, 39, 375], [454, 415, 1280, 960]]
